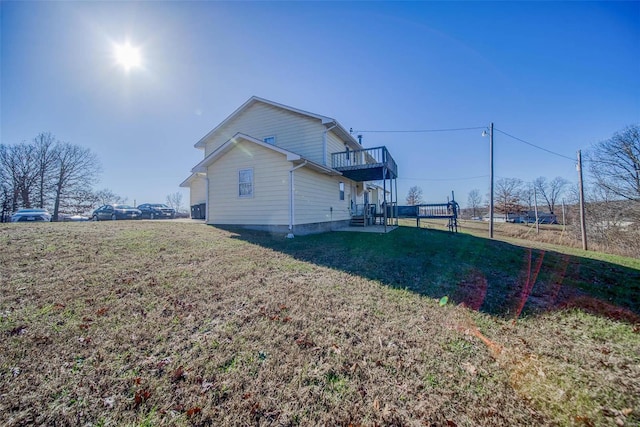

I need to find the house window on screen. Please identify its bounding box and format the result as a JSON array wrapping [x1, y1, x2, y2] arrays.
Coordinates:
[[239, 168, 253, 198], [263, 136, 276, 145], [339, 182, 345, 201]]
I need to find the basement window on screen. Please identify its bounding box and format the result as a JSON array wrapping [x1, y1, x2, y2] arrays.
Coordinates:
[[339, 182, 345, 200], [239, 168, 253, 198]]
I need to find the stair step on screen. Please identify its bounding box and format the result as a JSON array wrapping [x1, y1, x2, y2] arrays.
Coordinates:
[[350, 216, 366, 226]]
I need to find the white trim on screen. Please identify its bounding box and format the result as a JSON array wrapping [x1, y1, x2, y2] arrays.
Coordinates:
[[205, 176, 210, 222], [179, 172, 206, 188], [193, 96, 363, 150], [322, 123, 337, 166], [191, 132, 341, 178], [192, 133, 301, 173], [288, 161, 308, 236]]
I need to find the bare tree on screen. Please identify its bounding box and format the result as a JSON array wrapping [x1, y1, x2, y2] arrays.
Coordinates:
[[60, 188, 100, 215], [0, 166, 11, 221], [534, 176, 568, 214], [521, 184, 534, 212], [467, 189, 482, 218], [0, 135, 102, 219], [406, 186, 423, 205], [94, 188, 126, 207], [166, 192, 184, 212], [588, 124, 640, 202], [51, 143, 101, 221], [0, 146, 10, 220], [494, 178, 523, 216], [32, 133, 59, 209], [0, 142, 39, 210]]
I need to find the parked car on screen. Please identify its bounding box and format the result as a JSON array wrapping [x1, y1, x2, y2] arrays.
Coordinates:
[[91, 204, 142, 221], [61, 214, 89, 222], [136, 203, 175, 219], [10, 208, 52, 222]]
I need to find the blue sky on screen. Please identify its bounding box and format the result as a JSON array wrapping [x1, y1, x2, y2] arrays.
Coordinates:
[[1, 1, 638, 208]]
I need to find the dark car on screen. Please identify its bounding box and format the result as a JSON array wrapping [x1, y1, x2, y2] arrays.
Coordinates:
[[136, 203, 176, 219], [136, 203, 175, 219], [91, 204, 142, 221]]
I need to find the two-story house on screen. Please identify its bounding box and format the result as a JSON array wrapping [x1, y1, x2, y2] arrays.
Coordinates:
[[180, 96, 398, 236]]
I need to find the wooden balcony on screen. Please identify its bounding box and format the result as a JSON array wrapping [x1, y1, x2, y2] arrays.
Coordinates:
[[331, 146, 398, 182]]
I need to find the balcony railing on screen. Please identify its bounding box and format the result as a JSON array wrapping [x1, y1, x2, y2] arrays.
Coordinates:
[[331, 146, 397, 180]]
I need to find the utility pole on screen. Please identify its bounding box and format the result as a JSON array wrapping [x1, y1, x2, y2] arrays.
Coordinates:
[[489, 122, 494, 239], [533, 185, 539, 234], [482, 123, 495, 238], [577, 150, 588, 251]]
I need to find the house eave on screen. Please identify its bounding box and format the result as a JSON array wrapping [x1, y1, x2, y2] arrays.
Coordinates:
[[293, 159, 342, 176], [191, 132, 302, 173], [179, 172, 206, 187], [326, 122, 362, 150], [194, 96, 340, 149]]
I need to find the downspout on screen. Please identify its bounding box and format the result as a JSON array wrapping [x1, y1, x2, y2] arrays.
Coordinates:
[[322, 123, 337, 166], [287, 161, 308, 238], [205, 175, 210, 223]]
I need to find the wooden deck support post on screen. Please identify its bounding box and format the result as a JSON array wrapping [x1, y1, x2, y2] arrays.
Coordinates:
[[383, 166, 387, 233]]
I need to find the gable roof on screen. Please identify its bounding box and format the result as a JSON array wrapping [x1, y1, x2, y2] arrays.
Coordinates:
[[192, 132, 341, 176], [194, 96, 361, 150], [179, 172, 206, 188]]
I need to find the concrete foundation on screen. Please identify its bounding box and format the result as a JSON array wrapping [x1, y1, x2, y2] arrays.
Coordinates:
[[210, 219, 352, 237]]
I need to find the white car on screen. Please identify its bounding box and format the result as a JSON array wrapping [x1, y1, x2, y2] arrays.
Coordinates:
[[10, 208, 52, 222]]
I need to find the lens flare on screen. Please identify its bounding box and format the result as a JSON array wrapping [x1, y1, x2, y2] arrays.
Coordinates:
[[114, 42, 141, 71]]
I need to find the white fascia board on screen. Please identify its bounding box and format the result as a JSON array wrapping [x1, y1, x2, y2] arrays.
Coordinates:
[[194, 96, 337, 149], [191, 132, 301, 173], [298, 159, 343, 176], [251, 96, 334, 123], [179, 177, 192, 188], [325, 121, 362, 150], [193, 97, 256, 149], [179, 172, 206, 187]]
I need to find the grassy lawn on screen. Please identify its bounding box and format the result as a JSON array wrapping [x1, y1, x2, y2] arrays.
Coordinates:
[[1, 221, 638, 426]]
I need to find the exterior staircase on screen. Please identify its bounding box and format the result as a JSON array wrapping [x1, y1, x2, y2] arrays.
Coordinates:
[[350, 215, 366, 227]]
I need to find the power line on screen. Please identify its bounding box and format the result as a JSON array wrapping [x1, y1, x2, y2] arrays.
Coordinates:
[[494, 128, 575, 161], [398, 175, 488, 182], [352, 126, 486, 133], [353, 124, 577, 162]]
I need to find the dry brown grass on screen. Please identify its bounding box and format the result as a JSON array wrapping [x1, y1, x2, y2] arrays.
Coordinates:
[[445, 219, 639, 260], [1, 221, 638, 426]]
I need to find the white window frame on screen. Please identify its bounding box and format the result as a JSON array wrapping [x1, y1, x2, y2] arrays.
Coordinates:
[[339, 182, 345, 201], [263, 136, 276, 145], [238, 168, 254, 198]]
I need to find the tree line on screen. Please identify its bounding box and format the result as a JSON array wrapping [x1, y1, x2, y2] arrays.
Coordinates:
[[581, 125, 639, 252], [404, 124, 639, 255], [0, 133, 101, 221], [484, 175, 569, 217], [467, 124, 638, 218], [470, 125, 638, 254]]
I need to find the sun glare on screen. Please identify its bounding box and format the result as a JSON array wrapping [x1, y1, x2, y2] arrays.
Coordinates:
[[114, 42, 142, 71]]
